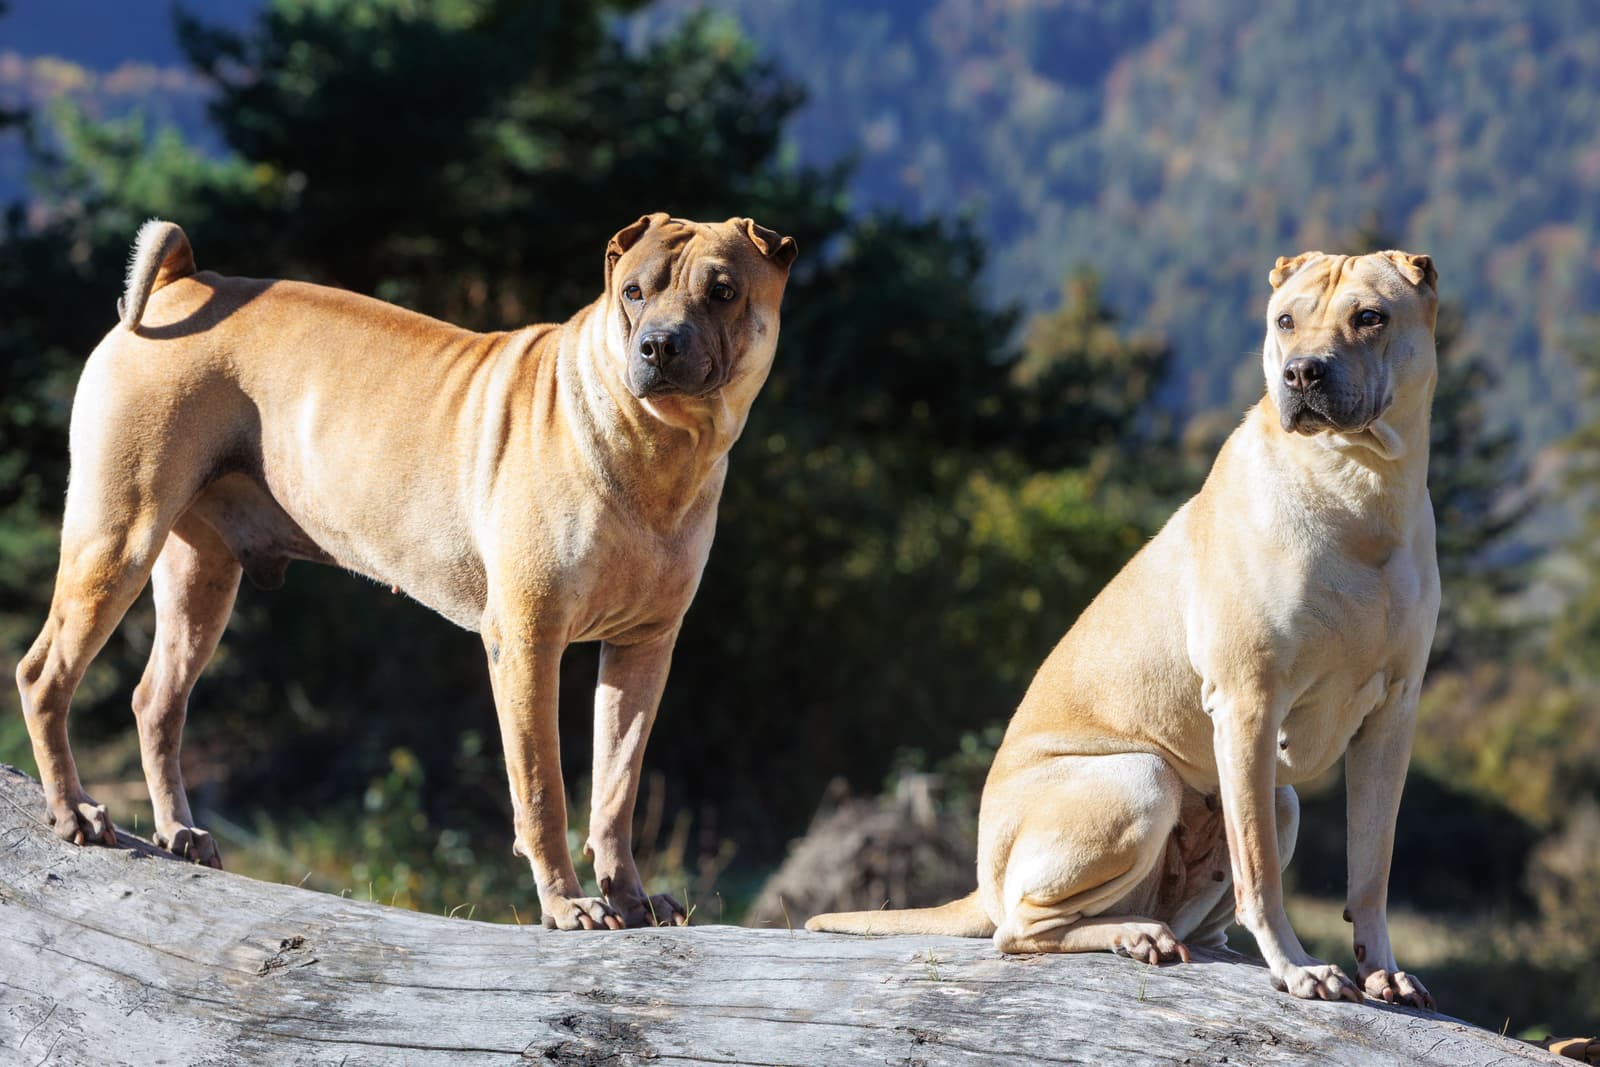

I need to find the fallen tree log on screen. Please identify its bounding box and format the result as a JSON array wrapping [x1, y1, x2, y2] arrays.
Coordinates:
[[0, 765, 1557, 1066]]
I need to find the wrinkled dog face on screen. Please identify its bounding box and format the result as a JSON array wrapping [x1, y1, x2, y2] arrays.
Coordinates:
[[1263, 251, 1438, 437], [605, 213, 797, 400]]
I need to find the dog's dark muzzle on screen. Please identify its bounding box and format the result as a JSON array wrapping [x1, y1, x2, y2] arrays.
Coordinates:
[[628, 324, 719, 398], [1277, 356, 1368, 434]]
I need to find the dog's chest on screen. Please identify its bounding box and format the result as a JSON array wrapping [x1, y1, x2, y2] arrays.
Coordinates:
[[1276, 670, 1397, 784], [1273, 550, 1426, 781], [558, 511, 713, 644]]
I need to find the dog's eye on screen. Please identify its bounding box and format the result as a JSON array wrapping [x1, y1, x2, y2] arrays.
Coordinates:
[[1355, 308, 1385, 328], [711, 282, 736, 302], [1276, 313, 1294, 331], [623, 284, 643, 302]]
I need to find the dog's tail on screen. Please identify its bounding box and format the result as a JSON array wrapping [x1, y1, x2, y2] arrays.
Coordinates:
[[118, 219, 196, 329], [805, 890, 996, 938]]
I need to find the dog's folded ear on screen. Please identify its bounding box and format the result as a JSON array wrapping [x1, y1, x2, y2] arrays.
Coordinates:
[[605, 213, 667, 283], [1378, 251, 1437, 293], [737, 218, 798, 272], [1268, 251, 1325, 290]]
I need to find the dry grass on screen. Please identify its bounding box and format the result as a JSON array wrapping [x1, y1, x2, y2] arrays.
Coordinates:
[[1287, 895, 1488, 971]]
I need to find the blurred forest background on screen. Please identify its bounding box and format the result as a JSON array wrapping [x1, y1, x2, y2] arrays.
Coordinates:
[[2, 0, 1598, 1038]]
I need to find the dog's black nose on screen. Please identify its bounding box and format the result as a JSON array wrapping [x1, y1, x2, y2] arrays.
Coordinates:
[[1283, 357, 1327, 392], [638, 331, 681, 367]]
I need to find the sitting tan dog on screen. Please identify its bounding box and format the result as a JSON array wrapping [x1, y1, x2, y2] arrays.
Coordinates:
[[811, 251, 1439, 1009], [15, 213, 796, 930]]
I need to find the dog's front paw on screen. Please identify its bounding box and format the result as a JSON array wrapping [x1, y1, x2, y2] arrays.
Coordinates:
[[1361, 967, 1435, 1010], [1271, 961, 1361, 1002], [154, 824, 222, 869], [540, 894, 625, 931], [596, 874, 688, 928], [622, 891, 688, 928], [46, 793, 117, 847]]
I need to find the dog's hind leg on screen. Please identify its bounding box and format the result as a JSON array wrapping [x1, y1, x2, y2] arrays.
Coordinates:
[[988, 752, 1191, 962], [15, 351, 207, 847], [1174, 785, 1299, 949], [128, 512, 240, 867], [16, 515, 175, 846]]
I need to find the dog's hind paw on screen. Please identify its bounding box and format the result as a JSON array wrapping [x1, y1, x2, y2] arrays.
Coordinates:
[[1109, 922, 1191, 965], [46, 794, 117, 847], [154, 825, 222, 869]]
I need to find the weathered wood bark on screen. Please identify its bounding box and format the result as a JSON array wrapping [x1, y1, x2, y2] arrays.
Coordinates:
[[0, 765, 1556, 1066]]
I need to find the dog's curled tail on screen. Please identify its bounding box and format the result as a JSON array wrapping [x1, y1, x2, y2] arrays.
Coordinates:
[[805, 890, 996, 938], [119, 219, 196, 329]]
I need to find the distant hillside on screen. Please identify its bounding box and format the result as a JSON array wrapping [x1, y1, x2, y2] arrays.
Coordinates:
[[645, 0, 1600, 441], [7, 0, 1598, 444]]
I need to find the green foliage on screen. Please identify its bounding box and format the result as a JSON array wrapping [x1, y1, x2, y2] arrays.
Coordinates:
[[227, 737, 735, 922], [1416, 666, 1598, 832], [1013, 273, 1172, 468], [167, 1, 839, 325], [1550, 322, 1600, 680], [772, 216, 1018, 449], [1427, 301, 1532, 666], [1424, 323, 1600, 837], [40, 105, 276, 245]]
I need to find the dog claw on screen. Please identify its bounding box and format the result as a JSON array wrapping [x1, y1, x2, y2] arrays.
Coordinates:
[[154, 826, 222, 868], [542, 894, 626, 931], [1273, 962, 1360, 1002], [48, 795, 116, 848], [637, 892, 689, 928], [1110, 923, 1188, 965], [1361, 968, 1435, 1011], [591, 874, 688, 928]]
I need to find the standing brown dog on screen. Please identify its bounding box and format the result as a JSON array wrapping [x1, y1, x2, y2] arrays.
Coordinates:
[[15, 213, 795, 930], [811, 251, 1439, 1009]]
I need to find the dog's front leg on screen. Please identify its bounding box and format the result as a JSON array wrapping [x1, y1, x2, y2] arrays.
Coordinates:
[[1345, 680, 1435, 1009], [585, 630, 688, 928], [1212, 688, 1360, 1001], [483, 625, 621, 931]]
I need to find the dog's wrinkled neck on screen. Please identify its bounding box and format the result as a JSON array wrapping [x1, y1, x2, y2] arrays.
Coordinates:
[[1334, 419, 1407, 462], [563, 300, 752, 529], [1255, 384, 1433, 550]]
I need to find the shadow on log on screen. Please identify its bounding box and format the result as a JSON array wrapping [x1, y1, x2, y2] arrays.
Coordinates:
[[0, 765, 1559, 1066]]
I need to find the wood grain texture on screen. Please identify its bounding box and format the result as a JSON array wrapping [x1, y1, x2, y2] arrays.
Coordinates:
[[0, 765, 1556, 1066]]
